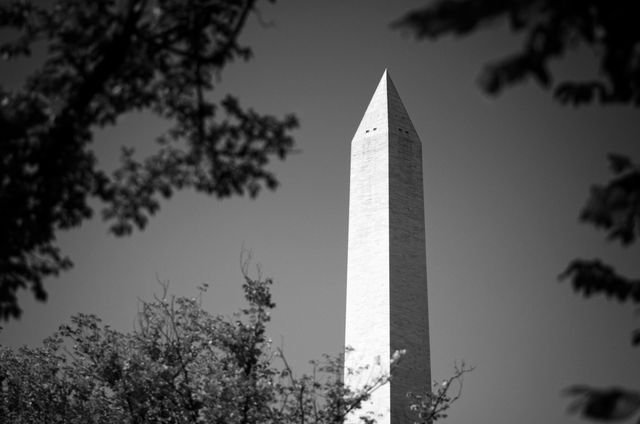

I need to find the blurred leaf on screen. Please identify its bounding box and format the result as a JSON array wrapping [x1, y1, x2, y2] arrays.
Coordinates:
[[608, 154, 635, 175], [559, 259, 640, 304], [394, 0, 640, 106], [565, 386, 640, 422], [579, 156, 640, 246]]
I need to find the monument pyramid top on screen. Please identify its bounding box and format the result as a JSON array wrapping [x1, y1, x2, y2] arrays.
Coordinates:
[[353, 69, 419, 141]]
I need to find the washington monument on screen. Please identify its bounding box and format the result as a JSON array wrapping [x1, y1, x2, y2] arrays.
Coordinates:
[[344, 70, 430, 424]]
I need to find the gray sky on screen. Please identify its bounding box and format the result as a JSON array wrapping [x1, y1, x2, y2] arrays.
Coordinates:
[[2, 1, 640, 424]]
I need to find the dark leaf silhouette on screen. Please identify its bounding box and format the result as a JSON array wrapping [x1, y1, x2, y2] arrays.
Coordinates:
[[0, 0, 298, 319], [565, 386, 640, 422], [393, 0, 640, 105], [559, 259, 640, 304], [580, 155, 640, 247], [558, 155, 640, 308]]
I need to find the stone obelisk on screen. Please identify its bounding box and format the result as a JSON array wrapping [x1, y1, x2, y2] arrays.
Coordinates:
[[344, 70, 430, 424]]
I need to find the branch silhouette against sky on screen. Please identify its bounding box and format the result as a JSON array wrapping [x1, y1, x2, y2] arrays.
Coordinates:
[[0, 0, 298, 319]]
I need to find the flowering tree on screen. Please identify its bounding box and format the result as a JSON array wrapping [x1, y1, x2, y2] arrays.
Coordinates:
[[0, 270, 468, 424]]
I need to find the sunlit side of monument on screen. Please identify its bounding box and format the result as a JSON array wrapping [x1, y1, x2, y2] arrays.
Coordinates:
[[345, 70, 430, 424]]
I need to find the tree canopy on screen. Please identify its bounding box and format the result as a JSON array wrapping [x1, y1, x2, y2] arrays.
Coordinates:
[[0, 276, 350, 423], [0, 0, 299, 320], [0, 270, 469, 423]]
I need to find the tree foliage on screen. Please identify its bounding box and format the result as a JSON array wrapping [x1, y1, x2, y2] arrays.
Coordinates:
[[559, 154, 640, 313], [0, 276, 350, 423], [0, 272, 466, 423], [407, 362, 473, 423], [393, 0, 640, 105], [0, 0, 299, 320], [565, 386, 640, 423]]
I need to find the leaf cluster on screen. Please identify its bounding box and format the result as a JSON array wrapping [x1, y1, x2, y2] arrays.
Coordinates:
[[558, 154, 640, 350], [565, 386, 640, 423], [0, 0, 298, 319], [559, 157, 640, 422], [394, 0, 640, 105]]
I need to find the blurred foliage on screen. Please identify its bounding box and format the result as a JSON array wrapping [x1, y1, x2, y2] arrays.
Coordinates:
[[556, 152, 640, 354], [0, 272, 463, 423], [560, 259, 640, 305], [560, 154, 640, 311], [579, 154, 640, 248], [565, 386, 640, 423], [394, 1, 640, 422], [559, 154, 640, 422], [393, 0, 640, 105], [0, 0, 299, 320]]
